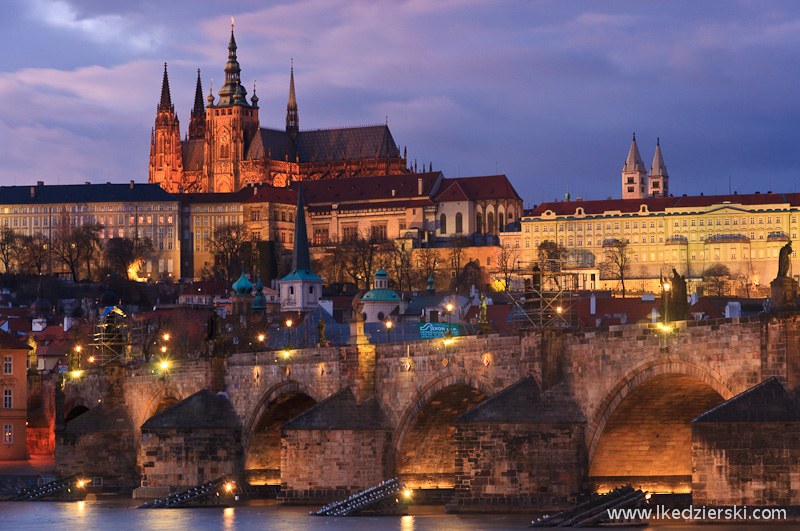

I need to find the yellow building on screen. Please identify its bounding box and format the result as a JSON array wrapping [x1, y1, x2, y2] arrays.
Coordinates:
[[0, 330, 29, 460], [507, 193, 799, 295], [0, 182, 180, 280]]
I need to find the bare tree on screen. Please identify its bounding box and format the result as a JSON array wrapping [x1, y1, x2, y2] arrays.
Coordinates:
[[51, 214, 102, 281], [317, 250, 348, 287], [600, 240, 632, 298], [736, 260, 756, 298], [703, 263, 731, 297], [77, 223, 103, 281], [0, 227, 17, 273], [206, 222, 248, 281], [388, 240, 414, 292], [341, 231, 386, 289], [495, 245, 520, 292], [104, 237, 154, 279], [447, 234, 471, 291], [416, 247, 440, 289], [18, 234, 49, 275]]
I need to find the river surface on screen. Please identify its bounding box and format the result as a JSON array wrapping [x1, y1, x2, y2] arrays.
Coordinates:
[[0, 501, 794, 531]]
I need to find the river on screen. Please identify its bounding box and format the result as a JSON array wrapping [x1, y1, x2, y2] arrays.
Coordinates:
[[0, 501, 794, 531]]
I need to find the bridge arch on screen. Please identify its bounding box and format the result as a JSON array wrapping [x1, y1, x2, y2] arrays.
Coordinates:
[[242, 380, 320, 485], [588, 359, 733, 494], [64, 396, 92, 423], [393, 371, 494, 489]]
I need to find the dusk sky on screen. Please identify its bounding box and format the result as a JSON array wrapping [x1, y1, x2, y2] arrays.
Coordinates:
[[2, 1, 799, 206]]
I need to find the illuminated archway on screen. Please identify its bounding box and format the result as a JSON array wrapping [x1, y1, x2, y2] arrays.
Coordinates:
[[589, 373, 725, 494], [243, 381, 319, 485], [394, 375, 491, 489]]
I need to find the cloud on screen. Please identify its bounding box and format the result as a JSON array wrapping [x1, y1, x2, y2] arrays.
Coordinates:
[[28, 0, 163, 52]]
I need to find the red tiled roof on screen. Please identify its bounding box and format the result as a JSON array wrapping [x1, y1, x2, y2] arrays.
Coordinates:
[[293, 172, 443, 204], [529, 192, 800, 217], [578, 297, 659, 326], [176, 187, 259, 204], [243, 186, 297, 205], [0, 329, 30, 350], [307, 198, 434, 214], [464, 304, 514, 333], [689, 299, 725, 319], [435, 175, 522, 202]]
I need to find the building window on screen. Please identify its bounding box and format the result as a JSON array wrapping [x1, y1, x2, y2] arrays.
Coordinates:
[[440, 214, 447, 234], [313, 227, 329, 246], [371, 224, 387, 241], [455, 213, 463, 233], [3, 424, 11, 444], [3, 389, 10, 409], [2, 356, 10, 374], [342, 226, 358, 242]]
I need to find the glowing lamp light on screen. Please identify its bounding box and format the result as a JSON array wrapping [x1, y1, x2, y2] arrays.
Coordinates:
[[645, 492, 652, 500], [160, 361, 169, 370], [556, 306, 563, 314], [483, 357, 490, 367], [161, 346, 167, 353], [283, 350, 291, 359], [446, 303, 453, 312], [286, 319, 293, 328], [385, 321, 392, 329], [443, 338, 454, 346], [225, 482, 234, 492], [71, 370, 82, 378], [88, 356, 95, 363], [258, 334, 265, 342], [163, 333, 170, 341], [403, 489, 412, 498], [75, 345, 82, 353], [663, 282, 671, 292]]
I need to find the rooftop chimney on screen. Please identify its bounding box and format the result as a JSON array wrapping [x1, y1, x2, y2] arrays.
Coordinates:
[[418, 177, 423, 195], [30, 187, 35, 199], [130, 180, 135, 189], [84, 181, 91, 185], [37, 181, 44, 186]]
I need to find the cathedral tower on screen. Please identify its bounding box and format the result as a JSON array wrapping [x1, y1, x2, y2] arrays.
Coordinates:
[[648, 138, 669, 197], [204, 22, 260, 193], [149, 64, 184, 193], [621, 133, 647, 199], [188, 69, 206, 140]]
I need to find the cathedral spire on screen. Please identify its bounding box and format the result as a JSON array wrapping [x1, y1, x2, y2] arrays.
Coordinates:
[[621, 132, 648, 199], [189, 69, 206, 139], [158, 63, 173, 112], [286, 60, 299, 137], [648, 137, 669, 197]]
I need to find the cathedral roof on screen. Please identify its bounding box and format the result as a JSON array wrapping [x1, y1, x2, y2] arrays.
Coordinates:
[[296, 171, 443, 203], [246, 124, 401, 165]]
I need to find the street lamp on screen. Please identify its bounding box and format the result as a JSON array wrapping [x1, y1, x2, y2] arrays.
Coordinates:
[[162, 333, 170, 342], [385, 320, 393, 343], [286, 319, 293, 349], [662, 281, 672, 351], [446, 302, 454, 339]]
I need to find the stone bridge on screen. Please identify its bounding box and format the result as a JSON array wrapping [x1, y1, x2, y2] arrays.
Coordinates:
[[58, 312, 800, 510]]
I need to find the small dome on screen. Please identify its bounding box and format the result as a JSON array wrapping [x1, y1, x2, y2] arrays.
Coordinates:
[[232, 272, 253, 296], [361, 288, 401, 302], [30, 284, 53, 317], [99, 288, 119, 307], [375, 269, 388, 278]]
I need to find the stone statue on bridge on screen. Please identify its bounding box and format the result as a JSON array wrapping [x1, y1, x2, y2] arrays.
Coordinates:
[[772, 241, 798, 309], [778, 242, 793, 278]]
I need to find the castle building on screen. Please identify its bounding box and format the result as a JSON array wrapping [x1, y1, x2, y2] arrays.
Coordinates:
[[149, 24, 409, 195], [506, 192, 798, 294]]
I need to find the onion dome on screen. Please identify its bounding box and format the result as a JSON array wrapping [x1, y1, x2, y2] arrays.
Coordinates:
[[30, 284, 53, 317], [232, 271, 253, 296], [253, 273, 267, 310], [362, 269, 400, 302], [99, 288, 119, 307]]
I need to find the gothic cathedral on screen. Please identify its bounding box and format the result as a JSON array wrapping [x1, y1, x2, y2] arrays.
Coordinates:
[[150, 25, 410, 194]]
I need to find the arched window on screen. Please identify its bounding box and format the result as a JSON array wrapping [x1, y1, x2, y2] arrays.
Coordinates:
[[289, 286, 294, 295], [476, 213, 483, 234], [455, 212, 463, 233], [377, 311, 385, 321], [499, 213, 505, 231], [440, 213, 447, 234], [309, 286, 314, 294], [487, 212, 495, 234]]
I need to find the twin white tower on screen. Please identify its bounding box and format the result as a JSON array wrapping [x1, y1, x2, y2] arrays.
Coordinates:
[[622, 134, 669, 199]]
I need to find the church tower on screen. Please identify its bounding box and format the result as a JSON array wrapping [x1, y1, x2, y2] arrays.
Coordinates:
[[188, 69, 206, 140], [621, 133, 647, 199], [278, 186, 323, 313], [204, 21, 260, 193], [286, 62, 299, 139], [648, 138, 669, 197], [149, 64, 184, 193]]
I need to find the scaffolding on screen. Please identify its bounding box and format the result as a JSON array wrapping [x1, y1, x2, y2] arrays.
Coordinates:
[[88, 305, 145, 365], [508, 256, 579, 329]]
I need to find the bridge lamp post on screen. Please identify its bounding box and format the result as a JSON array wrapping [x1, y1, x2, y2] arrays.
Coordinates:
[[286, 319, 293, 349], [661, 282, 672, 351], [446, 302, 454, 340], [385, 320, 393, 343]]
